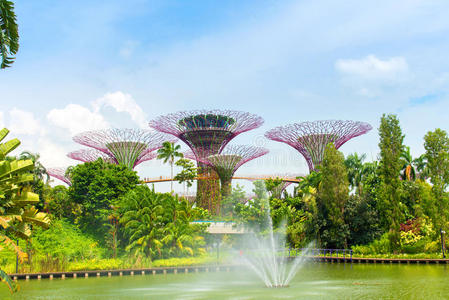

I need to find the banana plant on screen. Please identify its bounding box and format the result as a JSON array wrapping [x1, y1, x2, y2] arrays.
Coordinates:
[[0, 128, 50, 293]]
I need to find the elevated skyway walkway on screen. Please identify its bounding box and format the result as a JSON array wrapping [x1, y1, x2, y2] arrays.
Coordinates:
[[191, 221, 247, 234], [143, 174, 303, 184]]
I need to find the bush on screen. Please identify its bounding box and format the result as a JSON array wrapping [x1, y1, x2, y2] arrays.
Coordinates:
[[31, 219, 105, 261]]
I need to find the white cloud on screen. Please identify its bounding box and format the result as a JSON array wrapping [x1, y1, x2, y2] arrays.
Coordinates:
[[92, 91, 147, 128], [0, 111, 4, 128], [47, 104, 109, 135], [8, 108, 45, 136], [37, 137, 74, 168], [335, 55, 409, 80]]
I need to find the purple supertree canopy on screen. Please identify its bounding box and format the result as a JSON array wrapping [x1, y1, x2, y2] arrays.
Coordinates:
[[67, 148, 158, 167], [265, 120, 372, 172], [200, 145, 269, 180], [67, 149, 117, 164], [72, 128, 176, 169], [149, 110, 264, 159], [47, 167, 71, 185]]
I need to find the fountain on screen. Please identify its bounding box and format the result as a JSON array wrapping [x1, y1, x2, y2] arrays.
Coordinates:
[[239, 195, 310, 288]]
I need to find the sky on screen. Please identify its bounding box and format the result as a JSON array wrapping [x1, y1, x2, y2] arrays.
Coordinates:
[[1, 0, 448, 193]]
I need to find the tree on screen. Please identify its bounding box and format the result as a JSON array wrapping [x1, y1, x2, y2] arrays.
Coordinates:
[[67, 159, 139, 243], [424, 128, 449, 232], [344, 153, 366, 193], [0, 128, 50, 293], [173, 158, 197, 193], [414, 154, 429, 180], [265, 178, 285, 199], [400, 146, 416, 181], [222, 184, 246, 216], [0, 0, 18, 68], [344, 194, 382, 246], [378, 114, 405, 251], [317, 143, 350, 248], [119, 186, 206, 259], [45, 185, 74, 219], [157, 142, 183, 192]]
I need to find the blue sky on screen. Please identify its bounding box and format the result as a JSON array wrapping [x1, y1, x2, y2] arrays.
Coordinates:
[[1, 0, 448, 192]]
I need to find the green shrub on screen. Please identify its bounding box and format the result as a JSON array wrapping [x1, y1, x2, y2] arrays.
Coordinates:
[[31, 219, 105, 261], [151, 256, 217, 267], [68, 259, 124, 271]]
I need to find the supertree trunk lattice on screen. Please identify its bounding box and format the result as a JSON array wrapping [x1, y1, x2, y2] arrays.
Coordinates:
[[150, 110, 263, 214]]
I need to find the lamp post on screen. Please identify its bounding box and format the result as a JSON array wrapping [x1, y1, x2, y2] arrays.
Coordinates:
[[440, 229, 446, 259]]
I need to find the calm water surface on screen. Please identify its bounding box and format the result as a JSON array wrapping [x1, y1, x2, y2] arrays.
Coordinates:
[[2, 263, 449, 299]]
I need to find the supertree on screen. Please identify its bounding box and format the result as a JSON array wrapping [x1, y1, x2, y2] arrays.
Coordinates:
[[265, 120, 372, 172], [187, 145, 268, 200], [67, 149, 116, 164], [149, 110, 264, 214], [72, 129, 175, 169], [47, 167, 71, 185], [67, 148, 158, 166]]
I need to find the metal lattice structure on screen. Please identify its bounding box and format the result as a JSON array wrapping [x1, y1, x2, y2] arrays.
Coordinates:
[[72, 129, 175, 169], [67, 149, 116, 164], [150, 110, 264, 214], [67, 148, 158, 166], [195, 145, 268, 198], [47, 167, 71, 185], [265, 120, 372, 172]]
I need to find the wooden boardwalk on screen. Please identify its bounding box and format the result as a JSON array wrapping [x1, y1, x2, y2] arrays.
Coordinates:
[[11, 256, 449, 281]]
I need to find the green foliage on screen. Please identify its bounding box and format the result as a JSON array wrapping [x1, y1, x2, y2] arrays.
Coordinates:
[[45, 185, 74, 219], [31, 219, 104, 261], [151, 256, 217, 267], [67, 259, 124, 271], [221, 184, 246, 217], [119, 186, 207, 260], [174, 158, 197, 188], [424, 129, 449, 232], [157, 141, 183, 191], [0, 0, 19, 69], [378, 114, 405, 250], [252, 180, 268, 200], [317, 143, 350, 248], [265, 178, 285, 198], [0, 128, 49, 293], [352, 233, 391, 255], [67, 159, 139, 242], [344, 194, 382, 246], [344, 152, 366, 192]]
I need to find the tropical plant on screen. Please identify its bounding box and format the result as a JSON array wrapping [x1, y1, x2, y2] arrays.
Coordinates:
[[119, 186, 206, 260], [0, 128, 50, 293], [157, 142, 183, 192], [317, 143, 350, 248], [0, 0, 18, 68], [414, 154, 429, 180], [173, 158, 197, 193], [400, 146, 416, 181], [67, 159, 139, 241], [18, 151, 49, 184], [424, 129, 449, 233], [378, 114, 405, 251], [345, 153, 366, 191]]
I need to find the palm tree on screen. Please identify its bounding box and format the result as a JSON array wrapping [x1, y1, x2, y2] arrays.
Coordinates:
[[157, 142, 183, 192], [400, 147, 416, 181], [344, 153, 366, 191], [19, 151, 49, 184], [0, 0, 19, 68], [413, 154, 429, 180]]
